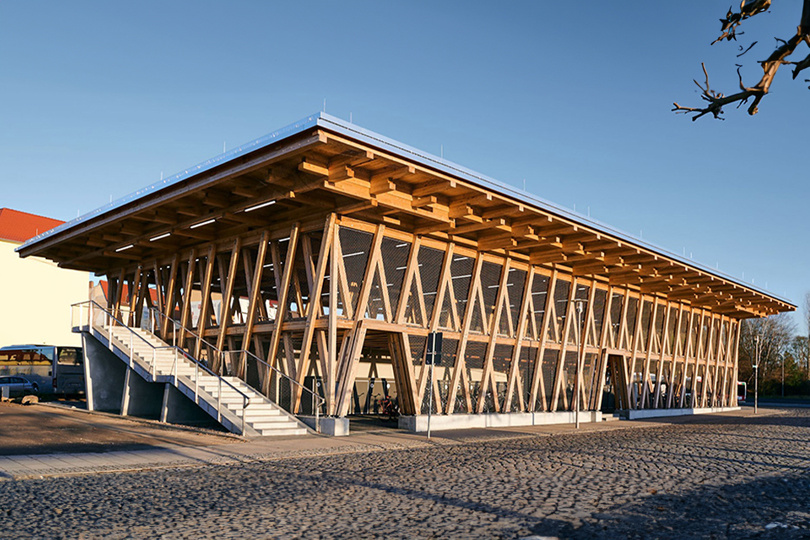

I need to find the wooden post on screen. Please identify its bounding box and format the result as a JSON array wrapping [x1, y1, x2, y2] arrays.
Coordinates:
[[476, 258, 511, 414], [529, 269, 557, 412], [214, 238, 242, 372]]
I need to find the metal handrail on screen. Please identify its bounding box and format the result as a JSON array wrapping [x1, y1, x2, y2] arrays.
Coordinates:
[[146, 307, 224, 366], [146, 307, 325, 433], [72, 301, 251, 435], [223, 348, 325, 432]]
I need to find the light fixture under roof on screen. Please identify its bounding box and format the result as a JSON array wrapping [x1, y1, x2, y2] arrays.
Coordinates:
[[115, 244, 134, 252], [150, 232, 171, 242], [190, 218, 216, 229], [244, 200, 276, 213]]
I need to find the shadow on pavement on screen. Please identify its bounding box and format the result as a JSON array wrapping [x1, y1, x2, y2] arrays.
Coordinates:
[[546, 470, 810, 539]]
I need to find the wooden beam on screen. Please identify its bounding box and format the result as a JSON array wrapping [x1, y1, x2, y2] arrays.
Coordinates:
[[446, 254, 485, 414], [411, 179, 456, 198], [476, 258, 512, 413], [294, 215, 337, 409], [267, 223, 301, 378], [215, 238, 242, 353], [193, 245, 217, 361]]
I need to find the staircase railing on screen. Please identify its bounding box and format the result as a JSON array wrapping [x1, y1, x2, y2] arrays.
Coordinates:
[[71, 300, 251, 435], [145, 307, 324, 433], [221, 349, 325, 433]]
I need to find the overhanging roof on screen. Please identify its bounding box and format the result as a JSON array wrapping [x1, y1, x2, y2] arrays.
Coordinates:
[[18, 112, 795, 318]]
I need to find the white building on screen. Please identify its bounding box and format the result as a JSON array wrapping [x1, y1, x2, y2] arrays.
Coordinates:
[[0, 208, 89, 346]]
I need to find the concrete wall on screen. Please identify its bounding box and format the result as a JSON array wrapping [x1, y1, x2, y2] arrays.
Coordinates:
[[162, 384, 222, 429], [0, 239, 88, 347], [625, 406, 741, 420], [399, 411, 603, 432], [82, 332, 222, 430], [82, 332, 126, 412], [121, 368, 163, 419]]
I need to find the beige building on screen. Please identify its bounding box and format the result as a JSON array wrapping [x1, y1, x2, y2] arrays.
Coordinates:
[[0, 208, 89, 347]]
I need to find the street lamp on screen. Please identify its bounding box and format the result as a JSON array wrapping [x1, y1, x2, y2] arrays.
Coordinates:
[[573, 298, 587, 429], [781, 354, 785, 398], [754, 335, 760, 414]]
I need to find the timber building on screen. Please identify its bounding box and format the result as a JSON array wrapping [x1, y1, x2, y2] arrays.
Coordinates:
[[18, 113, 795, 435]]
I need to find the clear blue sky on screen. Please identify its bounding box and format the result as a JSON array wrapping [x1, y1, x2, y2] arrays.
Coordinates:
[[2, 2, 807, 326]]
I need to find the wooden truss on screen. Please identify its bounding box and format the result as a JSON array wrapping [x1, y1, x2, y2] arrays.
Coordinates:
[[23, 117, 784, 418], [103, 214, 742, 417]]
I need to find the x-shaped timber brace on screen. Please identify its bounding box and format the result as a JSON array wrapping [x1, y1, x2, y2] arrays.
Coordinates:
[[103, 214, 744, 418]]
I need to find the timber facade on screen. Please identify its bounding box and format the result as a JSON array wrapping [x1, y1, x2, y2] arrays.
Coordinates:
[[19, 113, 794, 428]]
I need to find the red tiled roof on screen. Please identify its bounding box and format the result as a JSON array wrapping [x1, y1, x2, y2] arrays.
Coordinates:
[[98, 280, 159, 304], [0, 208, 64, 243]]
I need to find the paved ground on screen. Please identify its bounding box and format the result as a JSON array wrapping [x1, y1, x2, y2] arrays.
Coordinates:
[[0, 400, 239, 455], [0, 408, 808, 539]]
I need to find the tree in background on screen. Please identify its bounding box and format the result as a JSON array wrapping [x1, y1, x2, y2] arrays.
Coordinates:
[[738, 312, 796, 393], [674, 0, 810, 119], [785, 336, 809, 389], [805, 292, 810, 351]]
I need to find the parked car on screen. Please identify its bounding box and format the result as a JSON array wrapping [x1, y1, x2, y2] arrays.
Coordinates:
[[0, 376, 38, 398]]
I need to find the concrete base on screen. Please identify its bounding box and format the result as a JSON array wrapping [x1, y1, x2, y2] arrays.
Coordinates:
[[300, 416, 350, 436], [121, 367, 163, 419], [399, 411, 603, 433], [82, 332, 126, 413], [161, 384, 221, 428], [81, 332, 220, 430], [624, 406, 741, 420]]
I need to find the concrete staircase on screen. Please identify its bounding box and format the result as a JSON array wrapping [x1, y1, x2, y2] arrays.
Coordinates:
[[100, 325, 309, 437]]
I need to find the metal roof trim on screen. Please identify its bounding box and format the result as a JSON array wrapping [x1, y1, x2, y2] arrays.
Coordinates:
[[18, 114, 322, 251], [315, 114, 793, 307], [18, 112, 795, 307]]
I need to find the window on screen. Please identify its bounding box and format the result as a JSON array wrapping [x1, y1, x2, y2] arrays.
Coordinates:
[[58, 348, 82, 366]]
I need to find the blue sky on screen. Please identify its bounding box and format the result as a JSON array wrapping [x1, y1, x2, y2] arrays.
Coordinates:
[[2, 2, 807, 325]]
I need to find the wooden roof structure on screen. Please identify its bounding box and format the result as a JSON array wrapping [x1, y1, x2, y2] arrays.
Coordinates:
[[19, 113, 793, 319]]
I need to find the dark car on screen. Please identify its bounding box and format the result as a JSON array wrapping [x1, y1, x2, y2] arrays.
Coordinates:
[[0, 376, 38, 398]]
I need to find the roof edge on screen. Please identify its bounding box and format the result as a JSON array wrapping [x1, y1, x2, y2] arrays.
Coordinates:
[[18, 111, 796, 309]]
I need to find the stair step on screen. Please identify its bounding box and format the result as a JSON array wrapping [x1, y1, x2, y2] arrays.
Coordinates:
[[255, 427, 308, 437], [250, 420, 300, 429], [203, 395, 248, 404], [96, 322, 308, 438], [245, 417, 290, 425], [235, 406, 285, 416]]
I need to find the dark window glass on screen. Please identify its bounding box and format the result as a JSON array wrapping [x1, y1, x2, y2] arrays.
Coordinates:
[[58, 348, 82, 366]]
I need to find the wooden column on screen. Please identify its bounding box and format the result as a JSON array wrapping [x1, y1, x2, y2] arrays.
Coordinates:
[[291, 216, 335, 411], [266, 223, 301, 378], [213, 238, 242, 372], [474, 258, 511, 413], [504, 267, 535, 412], [550, 276, 578, 412], [446, 254, 485, 414], [243, 232, 270, 382], [193, 245, 217, 361], [590, 287, 615, 411], [529, 269, 557, 412]]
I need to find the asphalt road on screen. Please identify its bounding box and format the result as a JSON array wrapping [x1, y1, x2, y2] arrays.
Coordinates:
[[742, 399, 810, 408], [0, 409, 808, 539]]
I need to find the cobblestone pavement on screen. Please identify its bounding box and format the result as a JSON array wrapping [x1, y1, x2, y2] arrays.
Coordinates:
[[1, 410, 809, 539]]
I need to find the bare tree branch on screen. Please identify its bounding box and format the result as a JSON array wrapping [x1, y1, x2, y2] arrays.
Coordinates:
[[672, 63, 760, 120], [675, 13, 810, 120], [712, 0, 772, 44], [737, 41, 759, 57], [791, 51, 810, 78], [676, 1, 810, 120]]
